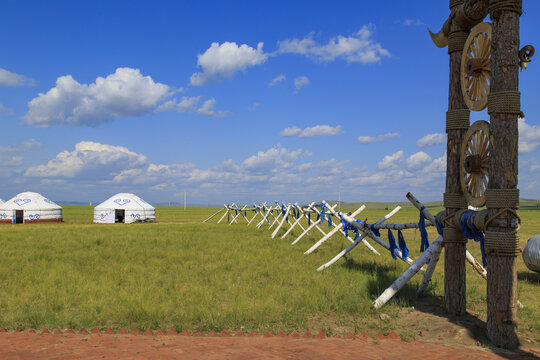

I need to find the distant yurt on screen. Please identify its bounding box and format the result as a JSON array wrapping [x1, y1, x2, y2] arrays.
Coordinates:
[[94, 193, 155, 224], [0, 192, 62, 224]]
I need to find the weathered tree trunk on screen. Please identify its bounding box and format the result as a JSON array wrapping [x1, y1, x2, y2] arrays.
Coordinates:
[[486, 3, 521, 349], [444, 0, 469, 316]]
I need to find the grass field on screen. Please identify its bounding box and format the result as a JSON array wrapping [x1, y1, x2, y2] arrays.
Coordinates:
[[0, 204, 538, 342]]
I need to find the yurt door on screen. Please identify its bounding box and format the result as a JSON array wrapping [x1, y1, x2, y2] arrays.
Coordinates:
[[115, 209, 125, 223], [15, 210, 24, 224]]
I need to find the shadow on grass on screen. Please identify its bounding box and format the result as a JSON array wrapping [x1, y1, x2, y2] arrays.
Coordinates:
[[340, 257, 535, 358], [339, 257, 420, 308], [518, 271, 540, 284]]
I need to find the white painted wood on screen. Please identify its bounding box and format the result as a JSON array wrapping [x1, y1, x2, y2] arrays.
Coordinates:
[[406, 192, 487, 279], [466, 250, 488, 279], [291, 203, 337, 245], [373, 236, 443, 309], [228, 204, 247, 225], [317, 207, 410, 271], [257, 205, 276, 228], [280, 202, 313, 239], [305, 205, 366, 254], [268, 209, 283, 229], [202, 207, 225, 223], [248, 202, 267, 225], [217, 205, 230, 224], [272, 204, 292, 238], [325, 205, 380, 255], [417, 240, 443, 295], [292, 218, 322, 245]]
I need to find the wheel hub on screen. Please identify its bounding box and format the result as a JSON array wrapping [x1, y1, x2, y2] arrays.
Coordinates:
[[466, 58, 484, 77], [464, 154, 483, 174]]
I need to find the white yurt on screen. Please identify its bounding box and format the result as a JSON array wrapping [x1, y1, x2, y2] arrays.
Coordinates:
[[0, 192, 62, 224], [94, 193, 155, 224]]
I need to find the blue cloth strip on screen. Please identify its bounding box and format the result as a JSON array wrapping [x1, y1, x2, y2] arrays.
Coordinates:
[[398, 230, 409, 260], [388, 230, 399, 260], [418, 206, 430, 264], [328, 215, 332, 228], [370, 224, 381, 237], [419, 206, 430, 252], [460, 211, 487, 267]]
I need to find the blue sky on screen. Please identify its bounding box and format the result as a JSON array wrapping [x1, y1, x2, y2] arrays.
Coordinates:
[[1, 0, 539, 205]]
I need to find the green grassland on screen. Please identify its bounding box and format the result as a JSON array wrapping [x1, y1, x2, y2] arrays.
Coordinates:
[[0, 204, 538, 341]]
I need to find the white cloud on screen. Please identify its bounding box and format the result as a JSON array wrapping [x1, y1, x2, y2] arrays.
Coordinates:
[[24, 141, 147, 178], [280, 126, 302, 137], [277, 25, 390, 64], [190, 42, 269, 86], [0, 68, 36, 86], [519, 117, 540, 153], [178, 96, 203, 112], [269, 74, 286, 86], [0, 103, 13, 115], [293, 76, 309, 93], [22, 67, 172, 127], [406, 151, 432, 170], [280, 125, 342, 138], [197, 98, 227, 117], [0, 139, 40, 176], [241, 145, 305, 175], [402, 19, 425, 26], [248, 103, 260, 111], [417, 133, 446, 147], [378, 150, 404, 169], [357, 132, 400, 144]]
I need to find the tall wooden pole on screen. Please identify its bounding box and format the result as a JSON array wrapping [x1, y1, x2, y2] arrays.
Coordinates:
[[485, 0, 521, 349], [444, 0, 469, 315]]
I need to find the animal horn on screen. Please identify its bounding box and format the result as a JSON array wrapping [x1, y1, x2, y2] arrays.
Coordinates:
[[428, 19, 450, 48]]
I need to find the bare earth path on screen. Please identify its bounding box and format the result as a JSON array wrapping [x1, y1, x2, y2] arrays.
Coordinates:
[[0, 330, 538, 360]]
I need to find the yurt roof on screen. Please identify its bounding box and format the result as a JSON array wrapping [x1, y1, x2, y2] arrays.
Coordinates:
[[0, 192, 61, 210], [94, 193, 154, 210]]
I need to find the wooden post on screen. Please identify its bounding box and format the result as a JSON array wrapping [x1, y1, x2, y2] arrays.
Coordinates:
[[444, 0, 470, 316], [485, 0, 521, 349]]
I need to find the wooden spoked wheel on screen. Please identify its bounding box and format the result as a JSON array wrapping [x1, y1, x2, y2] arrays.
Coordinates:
[[461, 22, 492, 111], [460, 121, 491, 207]]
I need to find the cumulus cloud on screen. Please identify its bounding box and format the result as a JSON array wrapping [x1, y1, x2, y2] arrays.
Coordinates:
[[190, 42, 269, 86], [378, 150, 404, 169], [417, 133, 446, 147], [197, 98, 227, 117], [402, 19, 425, 26], [277, 25, 390, 64], [0, 103, 13, 115], [406, 151, 432, 170], [280, 125, 342, 138], [0, 68, 36, 87], [357, 132, 400, 144], [24, 141, 147, 178], [22, 67, 172, 127], [0, 139, 40, 177], [178, 96, 203, 112], [248, 103, 260, 111], [269, 74, 286, 86], [293, 76, 309, 94], [519, 117, 540, 153], [241, 145, 305, 175]]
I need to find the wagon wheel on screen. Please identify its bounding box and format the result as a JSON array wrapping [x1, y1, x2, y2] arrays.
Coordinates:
[[461, 22, 492, 111], [460, 121, 491, 207]]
